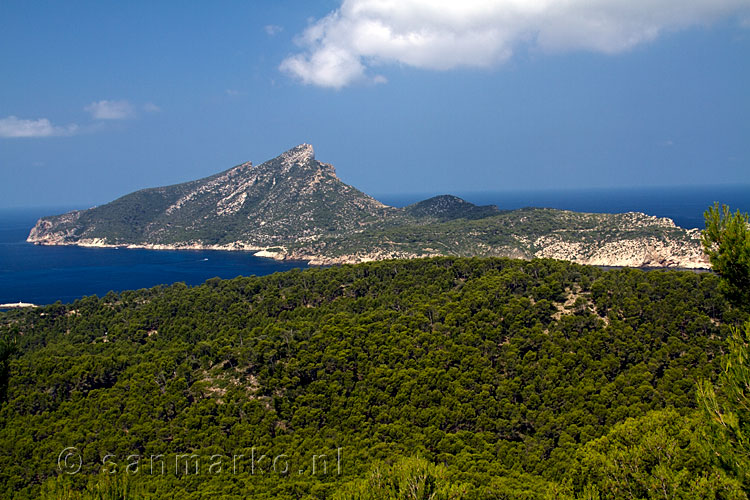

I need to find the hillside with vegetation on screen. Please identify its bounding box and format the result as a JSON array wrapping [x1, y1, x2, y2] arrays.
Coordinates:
[[27, 145, 708, 268], [1, 255, 747, 499]]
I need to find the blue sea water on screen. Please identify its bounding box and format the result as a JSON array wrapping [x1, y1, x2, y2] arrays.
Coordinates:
[[0, 207, 307, 305], [1, 185, 748, 305]]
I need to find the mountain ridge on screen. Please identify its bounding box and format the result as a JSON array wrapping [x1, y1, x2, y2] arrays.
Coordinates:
[[28, 144, 709, 268]]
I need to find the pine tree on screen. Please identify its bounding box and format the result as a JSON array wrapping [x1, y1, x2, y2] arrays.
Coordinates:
[[701, 202, 750, 309], [698, 203, 750, 487]]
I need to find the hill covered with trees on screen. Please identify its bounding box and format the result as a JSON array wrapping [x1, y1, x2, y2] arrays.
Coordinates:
[[1, 256, 746, 498]]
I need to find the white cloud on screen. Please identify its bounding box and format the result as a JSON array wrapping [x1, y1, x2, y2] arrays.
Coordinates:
[[281, 0, 750, 88], [85, 100, 135, 120], [265, 24, 283, 36], [143, 102, 161, 113], [0, 116, 78, 138]]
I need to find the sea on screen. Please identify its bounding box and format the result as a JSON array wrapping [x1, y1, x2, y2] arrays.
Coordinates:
[[1, 185, 748, 306], [0, 210, 308, 306]]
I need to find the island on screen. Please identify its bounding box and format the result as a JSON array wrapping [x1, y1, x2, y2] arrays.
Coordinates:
[[27, 144, 709, 269]]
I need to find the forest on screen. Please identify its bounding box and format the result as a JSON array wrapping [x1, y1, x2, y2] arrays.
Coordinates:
[[1, 205, 749, 499]]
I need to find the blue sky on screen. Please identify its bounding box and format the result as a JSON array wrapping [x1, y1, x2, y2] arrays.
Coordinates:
[[1, 0, 749, 208]]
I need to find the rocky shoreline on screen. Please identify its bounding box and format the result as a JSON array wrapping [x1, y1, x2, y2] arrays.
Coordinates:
[[27, 233, 710, 270], [26, 236, 382, 266]]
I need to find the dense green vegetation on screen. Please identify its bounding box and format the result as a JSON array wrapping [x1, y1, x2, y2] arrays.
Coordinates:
[[1, 256, 746, 498], [698, 203, 750, 491], [701, 202, 750, 308]]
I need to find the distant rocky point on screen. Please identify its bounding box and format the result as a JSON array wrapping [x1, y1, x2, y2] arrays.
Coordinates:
[[0, 302, 38, 309], [28, 144, 709, 269]]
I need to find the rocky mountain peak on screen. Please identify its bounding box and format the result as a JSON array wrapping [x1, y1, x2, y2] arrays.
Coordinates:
[[261, 143, 341, 179], [279, 143, 315, 167]]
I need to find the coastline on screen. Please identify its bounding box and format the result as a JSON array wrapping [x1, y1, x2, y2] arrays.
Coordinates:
[[26, 238, 375, 266], [27, 238, 711, 270]]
